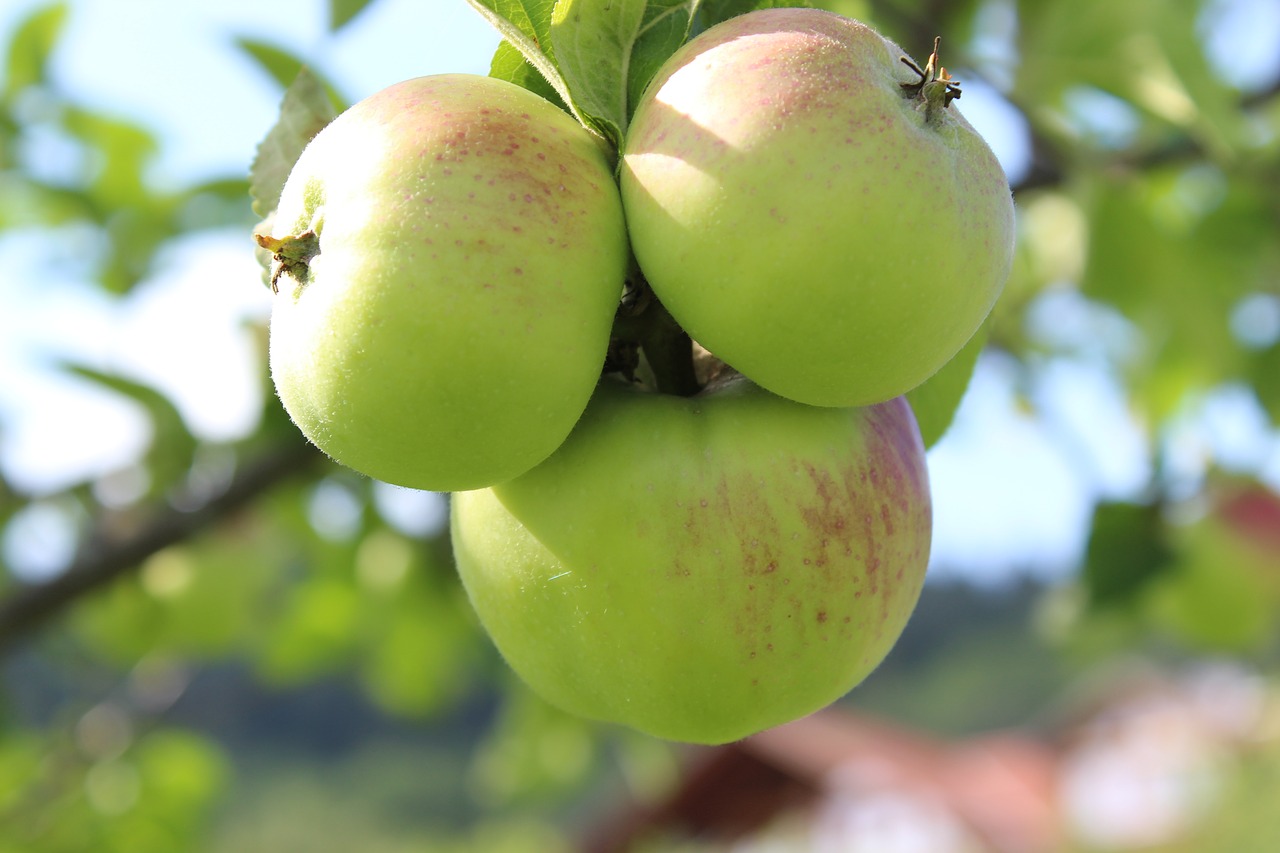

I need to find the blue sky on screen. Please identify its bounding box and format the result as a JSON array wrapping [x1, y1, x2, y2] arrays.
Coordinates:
[[2, 0, 1278, 585]]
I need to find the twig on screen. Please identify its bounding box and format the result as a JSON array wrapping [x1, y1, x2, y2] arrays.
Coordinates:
[[0, 439, 323, 654]]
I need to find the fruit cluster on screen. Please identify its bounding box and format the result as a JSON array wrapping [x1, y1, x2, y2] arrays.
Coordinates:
[[257, 8, 1014, 744]]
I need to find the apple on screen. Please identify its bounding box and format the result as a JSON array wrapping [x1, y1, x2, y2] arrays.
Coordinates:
[[620, 8, 1015, 407], [451, 376, 932, 744], [261, 74, 628, 491]]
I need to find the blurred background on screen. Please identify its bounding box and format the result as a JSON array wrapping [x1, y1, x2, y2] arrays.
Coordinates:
[[1, 0, 1279, 850]]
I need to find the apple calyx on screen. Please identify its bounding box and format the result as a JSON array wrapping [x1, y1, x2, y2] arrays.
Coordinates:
[[900, 37, 961, 124], [256, 230, 320, 294]]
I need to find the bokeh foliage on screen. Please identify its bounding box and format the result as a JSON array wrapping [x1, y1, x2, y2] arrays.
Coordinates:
[[1, 0, 1279, 849]]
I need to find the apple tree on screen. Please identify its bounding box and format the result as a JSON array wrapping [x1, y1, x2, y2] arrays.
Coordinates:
[[0, 0, 1278, 849]]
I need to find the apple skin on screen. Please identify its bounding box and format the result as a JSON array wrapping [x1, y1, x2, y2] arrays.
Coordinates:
[[620, 9, 1015, 407], [264, 74, 627, 491], [451, 376, 932, 744]]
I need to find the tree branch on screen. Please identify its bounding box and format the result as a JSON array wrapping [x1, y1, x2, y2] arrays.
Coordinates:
[[0, 438, 324, 654]]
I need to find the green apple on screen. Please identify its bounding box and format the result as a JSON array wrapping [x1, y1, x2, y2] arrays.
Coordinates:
[[451, 376, 932, 744], [620, 8, 1015, 407], [261, 74, 628, 491]]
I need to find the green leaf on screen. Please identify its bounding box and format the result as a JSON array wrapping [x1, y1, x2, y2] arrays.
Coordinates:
[[1145, 10, 1246, 158], [258, 576, 362, 681], [696, 0, 809, 31], [547, 0, 700, 143], [471, 679, 600, 802], [1146, 513, 1278, 651], [236, 37, 310, 90], [1252, 342, 1280, 425], [329, 0, 376, 30], [142, 540, 280, 656], [61, 106, 158, 205], [249, 66, 338, 218], [179, 177, 250, 203], [176, 177, 254, 231], [233, 37, 346, 106], [0, 732, 44, 811], [61, 363, 198, 493], [1016, 0, 1244, 162], [627, 1, 699, 111], [359, 585, 477, 717], [0, 173, 94, 228], [905, 321, 987, 449], [57, 102, 174, 293], [133, 730, 230, 826], [1081, 170, 1273, 419], [75, 546, 255, 660], [1082, 501, 1174, 610], [73, 574, 166, 663], [489, 39, 570, 113], [2, 1, 67, 103], [466, 0, 586, 127], [467, 0, 558, 50], [549, 0, 648, 145]]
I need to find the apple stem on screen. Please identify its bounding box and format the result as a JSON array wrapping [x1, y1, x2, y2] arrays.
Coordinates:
[[609, 272, 701, 396]]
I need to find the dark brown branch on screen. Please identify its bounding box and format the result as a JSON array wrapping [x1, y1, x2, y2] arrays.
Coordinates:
[[0, 438, 324, 654]]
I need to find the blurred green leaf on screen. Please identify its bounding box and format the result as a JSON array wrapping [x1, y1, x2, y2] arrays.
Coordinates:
[[133, 729, 229, 823], [140, 541, 279, 656], [444, 818, 574, 853], [175, 177, 254, 231], [259, 576, 363, 682], [1253, 341, 1280, 424], [359, 584, 478, 717], [1081, 169, 1276, 418], [234, 38, 347, 133], [61, 106, 158, 205], [236, 39, 331, 96], [329, 0, 376, 30], [74, 533, 285, 663], [1146, 514, 1278, 651], [1144, 8, 1247, 157], [2, 1, 66, 103], [184, 177, 252, 201], [1189, 737, 1280, 850], [54, 106, 175, 292], [470, 679, 600, 806], [61, 364, 198, 493], [1017, 0, 1242, 159], [0, 731, 44, 817], [0, 172, 93, 227], [249, 66, 338, 218], [73, 575, 165, 663], [1082, 501, 1174, 610]]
